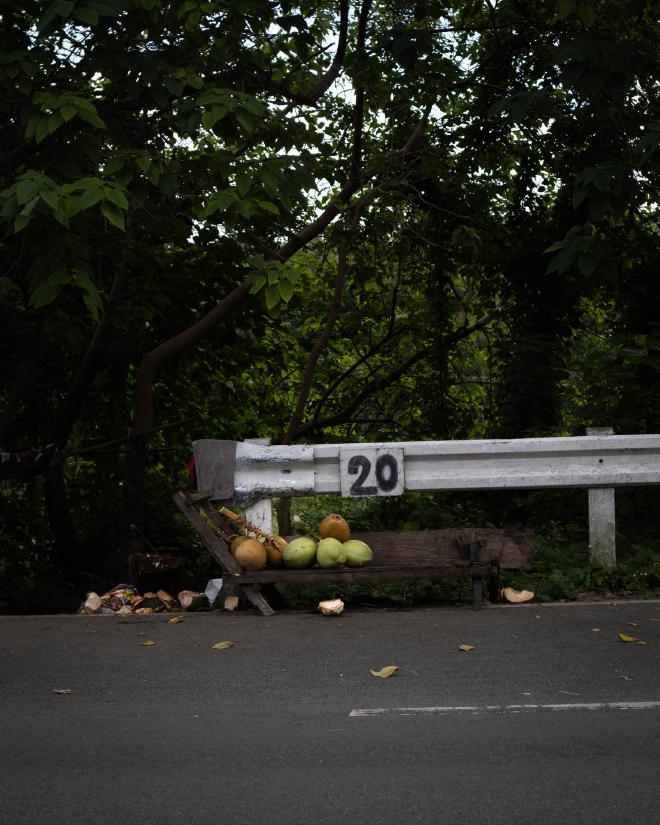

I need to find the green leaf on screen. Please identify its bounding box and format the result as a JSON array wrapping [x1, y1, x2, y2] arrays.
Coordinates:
[[35, 117, 54, 144], [257, 200, 279, 215], [16, 179, 39, 206], [40, 189, 60, 210], [277, 280, 293, 302], [205, 190, 234, 216], [103, 185, 128, 209], [30, 282, 60, 308], [578, 252, 597, 277], [60, 104, 77, 122], [249, 274, 267, 294], [77, 109, 107, 129], [78, 187, 104, 211], [101, 200, 125, 229], [104, 157, 124, 176], [235, 174, 251, 198], [264, 284, 280, 310], [75, 5, 99, 25], [38, 0, 74, 32], [13, 213, 31, 233], [235, 110, 253, 133]]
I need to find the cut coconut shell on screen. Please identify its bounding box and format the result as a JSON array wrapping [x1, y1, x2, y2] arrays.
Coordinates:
[[318, 598, 345, 615], [82, 592, 102, 614], [501, 587, 535, 603]]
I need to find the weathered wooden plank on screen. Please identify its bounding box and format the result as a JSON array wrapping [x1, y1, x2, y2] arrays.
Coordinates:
[[172, 491, 241, 574], [284, 528, 533, 570], [172, 492, 275, 616], [225, 563, 496, 585]]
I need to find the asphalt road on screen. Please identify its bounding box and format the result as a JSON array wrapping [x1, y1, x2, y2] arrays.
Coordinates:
[[1, 600, 659, 825]]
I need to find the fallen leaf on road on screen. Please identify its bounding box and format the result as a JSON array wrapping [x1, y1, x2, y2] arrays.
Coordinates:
[[142, 640, 156, 647], [650, 618, 660, 623], [212, 641, 234, 650], [167, 616, 184, 624], [628, 622, 639, 628], [370, 665, 398, 678], [618, 633, 646, 645], [458, 644, 475, 652], [53, 689, 72, 695], [621, 675, 632, 681]]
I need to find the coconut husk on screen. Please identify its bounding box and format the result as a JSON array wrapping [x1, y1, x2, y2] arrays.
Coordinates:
[[318, 598, 345, 615], [82, 592, 102, 614], [178, 590, 208, 611], [501, 587, 535, 603], [157, 589, 177, 608]]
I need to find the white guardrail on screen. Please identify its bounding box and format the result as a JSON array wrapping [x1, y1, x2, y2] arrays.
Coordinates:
[[192, 432, 660, 568], [193, 434, 660, 503]]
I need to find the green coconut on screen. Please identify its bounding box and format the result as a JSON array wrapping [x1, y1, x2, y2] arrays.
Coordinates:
[[316, 537, 348, 568], [282, 536, 317, 569], [343, 539, 373, 567]]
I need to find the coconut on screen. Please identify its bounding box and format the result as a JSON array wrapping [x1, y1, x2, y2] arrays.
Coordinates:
[[234, 538, 267, 571], [230, 535, 250, 556], [342, 539, 373, 567], [283, 536, 317, 569], [319, 513, 350, 542], [316, 537, 348, 568], [501, 586, 535, 603], [265, 535, 287, 567]]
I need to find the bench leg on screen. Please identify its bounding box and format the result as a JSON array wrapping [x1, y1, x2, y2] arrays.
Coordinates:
[[471, 576, 484, 610], [488, 568, 501, 603]]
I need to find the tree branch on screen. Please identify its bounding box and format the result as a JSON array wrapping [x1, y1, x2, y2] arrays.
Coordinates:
[[290, 315, 492, 441], [267, 0, 350, 106]]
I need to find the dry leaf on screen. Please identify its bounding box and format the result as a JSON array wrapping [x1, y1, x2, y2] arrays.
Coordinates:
[[458, 644, 475, 652], [628, 622, 639, 628], [369, 665, 398, 678], [142, 640, 156, 647], [53, 688, 72, 695], [621, 675, 632, 681], [167, 616, 184, 624], [501, 587, 535, 603], [212, 641, 234, 650], [618, 633, 646, 644], [318, 598, 344, 615]]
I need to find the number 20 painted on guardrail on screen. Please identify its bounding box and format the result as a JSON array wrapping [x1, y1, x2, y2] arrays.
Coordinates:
[[339, 447, 405, 497]]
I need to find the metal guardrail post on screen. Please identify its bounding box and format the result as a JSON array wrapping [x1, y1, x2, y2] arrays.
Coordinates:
[[587, 427, 616, 568]]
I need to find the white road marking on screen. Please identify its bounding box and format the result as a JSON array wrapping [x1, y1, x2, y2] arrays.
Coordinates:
[[349, 701, 660, 717]]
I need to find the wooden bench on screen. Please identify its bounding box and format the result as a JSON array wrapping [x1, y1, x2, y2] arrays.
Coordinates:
[[173, 491, 533, 616]]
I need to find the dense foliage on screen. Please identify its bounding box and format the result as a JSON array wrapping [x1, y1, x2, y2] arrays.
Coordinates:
[[1, 0, 659, 611]]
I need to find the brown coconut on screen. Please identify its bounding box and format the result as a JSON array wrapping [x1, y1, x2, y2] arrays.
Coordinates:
[[265, 535, 287, 567], [234, 538, 267, 571], [230, 535, 250, 556], [319, 514, 350, 542]]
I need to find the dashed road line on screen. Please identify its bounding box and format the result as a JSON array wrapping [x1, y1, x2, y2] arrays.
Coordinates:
[[349, 700, 660, 717]]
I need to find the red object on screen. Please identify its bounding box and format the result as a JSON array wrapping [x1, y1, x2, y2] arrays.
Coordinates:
[[186, 456, 197, 487]]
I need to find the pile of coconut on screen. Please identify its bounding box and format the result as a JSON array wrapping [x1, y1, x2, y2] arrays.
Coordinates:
[[80, 583, 206, 615]]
